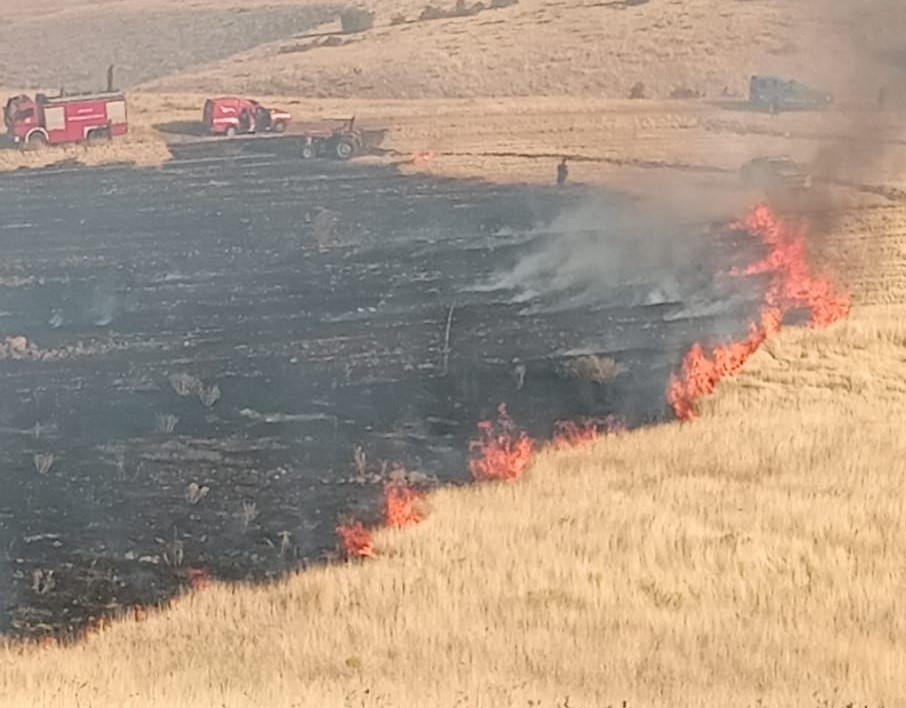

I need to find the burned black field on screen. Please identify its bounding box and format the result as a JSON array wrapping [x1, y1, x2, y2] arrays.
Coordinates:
[[0, 140, 764, 637]]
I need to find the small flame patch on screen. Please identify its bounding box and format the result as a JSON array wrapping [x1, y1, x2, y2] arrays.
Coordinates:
[[336, 521, 376, 559], [383, 482, 424, 529], [469, 404, 535, 482]]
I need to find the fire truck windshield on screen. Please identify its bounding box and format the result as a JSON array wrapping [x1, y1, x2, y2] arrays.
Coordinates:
[[5, 96, 30, 126]]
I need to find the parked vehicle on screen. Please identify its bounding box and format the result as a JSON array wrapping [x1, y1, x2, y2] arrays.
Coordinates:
[[749, 75, 833, 113], [4, 90, 127, 149], [740, 156, 813, 192], [298, 117, 367, 160], [203, 97, 292, 137]]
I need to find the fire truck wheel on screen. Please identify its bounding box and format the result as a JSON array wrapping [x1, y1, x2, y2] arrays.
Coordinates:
[[225, 126, 237, 138], [273, 121, 287, 134], [88, 128, 111, 144], [25, 132, 48, 151], [301, 143, 315, 160]]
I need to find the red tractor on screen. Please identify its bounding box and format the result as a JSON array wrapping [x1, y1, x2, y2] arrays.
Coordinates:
[[298, 117, 367, 160], [203, 97, 292, 137], [4, 90, 128, 149]]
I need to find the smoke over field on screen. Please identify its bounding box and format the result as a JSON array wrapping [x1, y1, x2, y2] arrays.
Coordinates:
[[477, 198, 723, 311]]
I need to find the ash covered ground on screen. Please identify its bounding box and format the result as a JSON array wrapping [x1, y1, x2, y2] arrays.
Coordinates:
[[0, 138, 766, 637]]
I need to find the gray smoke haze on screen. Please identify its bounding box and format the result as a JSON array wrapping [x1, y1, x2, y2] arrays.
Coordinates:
[[792, 1, 906, 241], [486, 2, 906, 326], [808, 0, 906, 170], [477, 199, 725, 314], [802, 1, 906, 100]]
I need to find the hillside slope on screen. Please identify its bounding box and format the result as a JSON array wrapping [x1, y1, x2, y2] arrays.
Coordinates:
[[142, 0, 901, 100], [0, 0, 334, 89], [5, 0, 905, 102]]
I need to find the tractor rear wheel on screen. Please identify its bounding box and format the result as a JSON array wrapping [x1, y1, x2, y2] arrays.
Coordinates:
[[334, 137, 356, 160]]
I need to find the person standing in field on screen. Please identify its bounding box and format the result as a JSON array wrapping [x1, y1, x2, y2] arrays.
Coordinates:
[[556, 157, 569, 186]]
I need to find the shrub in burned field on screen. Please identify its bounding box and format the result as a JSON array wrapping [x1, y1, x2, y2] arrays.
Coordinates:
[[452, 0, 484, 16], [279, 42, 318, 55], [629, 81, 647, 99], [341, 7, 375, 33], [184, 482, 210, 506], [160, 536, 184, 568], [32, 453, 55, 475], [198, 384, 221, 408], [155, 413, 179, 434], [169, 372, 202, 397], [419, 5, 446, 20], [31, 569, 55, 595], [353, 445, 368, 478], [237, 501, 259, 532], [306, 206, 341, 250], [557, 354, 626, 384], [390, 13, 407, 25], [418, 0, 510, 22], [669, 86, 702, 100]]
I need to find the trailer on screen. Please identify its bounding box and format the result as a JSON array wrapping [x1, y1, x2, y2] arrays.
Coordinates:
[[740, 156, 813, 193], [4, 90, 127, 149]]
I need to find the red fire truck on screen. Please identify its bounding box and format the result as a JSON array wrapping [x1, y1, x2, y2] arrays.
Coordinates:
[[203, 97, 292, 137], [4, 90, 128, 149]]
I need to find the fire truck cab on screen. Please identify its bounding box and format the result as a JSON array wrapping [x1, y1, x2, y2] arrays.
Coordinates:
[[203, 97, 292, 137], [4, 91, 128, 148]]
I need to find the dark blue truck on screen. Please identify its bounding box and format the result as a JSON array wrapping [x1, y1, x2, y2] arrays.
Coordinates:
[[749, 75, 834, 113]]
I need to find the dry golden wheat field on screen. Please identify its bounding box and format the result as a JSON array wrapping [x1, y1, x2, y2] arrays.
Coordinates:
[[1, 0, 905, 707]]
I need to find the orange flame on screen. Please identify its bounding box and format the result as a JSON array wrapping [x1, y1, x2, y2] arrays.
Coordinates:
[[469, 404, 535, 482], [186, 567, 211, 591], [412, 150, 436, 164], [336, 521, 376, 559], [668, 204, 851, 421], [737, 205, 852, 328], [81, 616, 112, 641], [383, 482, 425, 528], [552, 415, 624, 450]]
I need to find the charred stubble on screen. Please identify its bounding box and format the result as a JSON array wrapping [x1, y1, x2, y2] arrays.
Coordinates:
[[0, 141, 762, 637]]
